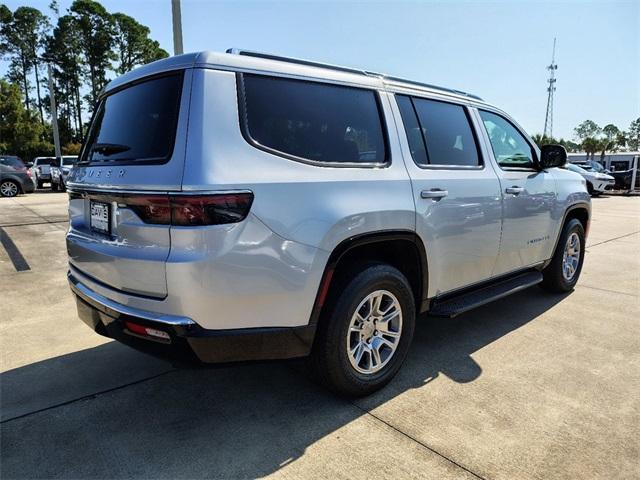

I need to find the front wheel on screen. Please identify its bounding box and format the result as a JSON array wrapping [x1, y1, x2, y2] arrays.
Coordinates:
[[540, 218, 585, 293], [0, 180, 19, 197], [309, 264, 416, 397]]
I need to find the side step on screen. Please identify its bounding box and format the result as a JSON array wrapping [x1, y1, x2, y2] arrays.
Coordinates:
[[429, 271, 543, 318]]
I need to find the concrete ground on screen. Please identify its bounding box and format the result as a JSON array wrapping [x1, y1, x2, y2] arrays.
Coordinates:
[[1, 191, 638, 480]]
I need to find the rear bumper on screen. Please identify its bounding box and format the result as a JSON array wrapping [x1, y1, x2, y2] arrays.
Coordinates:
[[69, 272, 316, 365], [21, 178, 35, 193]]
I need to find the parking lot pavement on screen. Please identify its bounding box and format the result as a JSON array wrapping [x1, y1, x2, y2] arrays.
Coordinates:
[[1, 193, 639, 479]]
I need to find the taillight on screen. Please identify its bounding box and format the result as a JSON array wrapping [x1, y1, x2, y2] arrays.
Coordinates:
[[120, 195, 172, 225], [119, 192, 253, 226], [170, 193, 253, 226], [26, 168, 32, 176]]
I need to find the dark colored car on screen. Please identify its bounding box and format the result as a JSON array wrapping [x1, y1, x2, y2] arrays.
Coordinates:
[[610, 169, 639, 190], [0, 155, 35, 197]]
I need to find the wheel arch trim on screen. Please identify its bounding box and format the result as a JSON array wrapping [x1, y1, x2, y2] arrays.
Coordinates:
[[543, 202, 590, 269], [308, 230, 429, 328]]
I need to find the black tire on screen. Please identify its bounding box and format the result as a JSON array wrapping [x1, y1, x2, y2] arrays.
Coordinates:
[[540, 218, 585, 293], [60, 180, 66, 192], [51, 181, 59, 192], [37, 180, 43, 189], [0, 180, 20, 197], [309, 264, 416, 397], [586, 181, 594, 195]]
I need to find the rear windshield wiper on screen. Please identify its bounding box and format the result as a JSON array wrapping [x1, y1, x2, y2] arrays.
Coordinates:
[[91, 143, 132, 156]]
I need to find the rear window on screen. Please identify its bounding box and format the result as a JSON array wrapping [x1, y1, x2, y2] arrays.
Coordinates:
[[81, 73, 183, 164], [62, 157, 78, 167], [240, 74, 388, 165], [1, 156, 25, 168], [35, 158, 57, 166]]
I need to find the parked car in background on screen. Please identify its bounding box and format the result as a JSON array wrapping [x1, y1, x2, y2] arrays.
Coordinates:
[[65, 50, 590, 396], [564, 162, 614, 195], [32, 157, 59, 188], [609, 168, 640, 191], [0, 155, 36, 197], [571, 159, 610, 174], [51, 155, 78, 191]]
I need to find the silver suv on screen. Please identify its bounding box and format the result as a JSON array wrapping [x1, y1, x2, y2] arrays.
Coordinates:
[[66, 50, 590, 396]]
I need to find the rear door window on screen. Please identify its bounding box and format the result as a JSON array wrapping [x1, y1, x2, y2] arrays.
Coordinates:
[[411, 97, 480, 167], [240, 74, 388, 165], [81, 73, 183, 164]]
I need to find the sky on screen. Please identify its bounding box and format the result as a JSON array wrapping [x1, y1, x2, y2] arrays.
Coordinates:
[[3, 0, 639, 140]]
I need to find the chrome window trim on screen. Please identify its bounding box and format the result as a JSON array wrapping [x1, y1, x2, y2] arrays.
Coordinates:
[[393, 93, 485, 171], [236, 72, 392, 169]]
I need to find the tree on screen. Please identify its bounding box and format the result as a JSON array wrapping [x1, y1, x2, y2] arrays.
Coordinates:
[[628, 118, 640, 151], [602, 124, 620, 142], [0, 6, 50, 125], [112, 12, 168, 75], [69, 0, 115, 106], [581, 137, 599, 159], [574, 120, 601, 142], [45, 13, 85, 141], [0, 79, 53, 160]]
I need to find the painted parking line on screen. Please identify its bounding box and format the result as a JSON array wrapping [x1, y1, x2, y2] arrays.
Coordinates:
[[0, 227, 30, 272]]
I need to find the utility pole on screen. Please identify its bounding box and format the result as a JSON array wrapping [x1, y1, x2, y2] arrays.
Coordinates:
[[543, 38, 558, 139], [171, 0, 184, 55], [47, 64, 62, 163]]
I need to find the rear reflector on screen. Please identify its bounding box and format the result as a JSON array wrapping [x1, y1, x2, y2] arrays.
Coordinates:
[[120, 192, 253, 226], [125, 321, 171, 341]]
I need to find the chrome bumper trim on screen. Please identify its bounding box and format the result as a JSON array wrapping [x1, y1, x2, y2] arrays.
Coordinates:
[[68, 271, 195, 326]]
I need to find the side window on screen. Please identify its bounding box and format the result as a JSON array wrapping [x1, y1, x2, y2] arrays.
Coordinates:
[[479, 111, 536, 169], [241, 74, 387, 165], [396, 95, 428, 166], [412, 97, 480, 167]]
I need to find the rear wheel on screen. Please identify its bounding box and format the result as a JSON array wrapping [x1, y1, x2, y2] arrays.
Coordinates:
[[0, 180, 19, 197], [309, 264, 415, 397], [540, 218, 585, 293], [51, 181, 59, 191]]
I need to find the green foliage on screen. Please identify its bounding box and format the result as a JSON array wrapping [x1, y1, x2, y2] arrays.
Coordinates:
[[0, 79, 53, 161], [0, 5, 50, 124], [2, 1, 167, 148], [574, 120, 601, 142], [69, 0, 116, 106], [628, 118, 640, 151], [112, 12, 168, 75], [531, 133, 579, 153]]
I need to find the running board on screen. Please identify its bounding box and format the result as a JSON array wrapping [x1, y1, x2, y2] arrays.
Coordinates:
[[428, 271, 543, 318]]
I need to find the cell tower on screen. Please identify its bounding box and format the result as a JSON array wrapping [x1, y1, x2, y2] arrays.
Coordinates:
[[543, 38, 558, 139]]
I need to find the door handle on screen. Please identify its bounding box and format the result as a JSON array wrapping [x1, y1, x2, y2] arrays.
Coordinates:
[[505, 186, 524, 195], [421, 189, 448, 199]]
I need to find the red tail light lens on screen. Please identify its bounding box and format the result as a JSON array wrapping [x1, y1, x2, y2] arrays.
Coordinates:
[[170, 193, 254, 226], [118, 192, 253, 226], [122, 195, 172, 225]]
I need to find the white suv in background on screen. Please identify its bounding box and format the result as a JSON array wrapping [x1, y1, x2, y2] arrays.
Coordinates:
[[565, 162, 615, 195]]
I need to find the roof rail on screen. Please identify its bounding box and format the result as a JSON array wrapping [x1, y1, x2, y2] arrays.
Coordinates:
[[226, 48, 483, 101], [226, 48, 382, 77]]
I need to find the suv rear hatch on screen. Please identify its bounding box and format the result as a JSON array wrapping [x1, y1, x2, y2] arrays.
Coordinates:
[[66, 70, 190, 298]]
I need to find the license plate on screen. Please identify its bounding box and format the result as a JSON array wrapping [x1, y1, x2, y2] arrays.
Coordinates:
[[90, 201, 110, 235]]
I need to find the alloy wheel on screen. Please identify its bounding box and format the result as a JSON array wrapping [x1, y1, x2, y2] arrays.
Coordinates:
[[346, 289, 403, 375]]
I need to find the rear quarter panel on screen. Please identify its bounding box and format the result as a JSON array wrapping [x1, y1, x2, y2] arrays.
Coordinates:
[[175, 68, 416, 329]]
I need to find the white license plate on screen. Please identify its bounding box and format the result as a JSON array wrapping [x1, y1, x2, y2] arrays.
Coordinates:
[[90, 201, 110, 235]]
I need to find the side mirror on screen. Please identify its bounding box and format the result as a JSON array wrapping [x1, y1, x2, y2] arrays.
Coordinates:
[[539, 144, 567, 170]]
